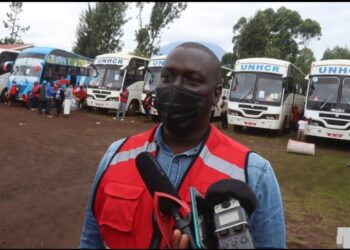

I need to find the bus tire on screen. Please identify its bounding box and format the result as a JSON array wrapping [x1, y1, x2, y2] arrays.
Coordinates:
[[233, 125, 243, 132], [0, 88, 8, 102], [127, 100, 139, 116]]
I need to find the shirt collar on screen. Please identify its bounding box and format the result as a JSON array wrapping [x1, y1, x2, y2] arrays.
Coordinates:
[[154, 124, 203, 157]]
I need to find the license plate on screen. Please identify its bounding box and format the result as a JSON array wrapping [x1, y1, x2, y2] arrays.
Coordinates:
[[326, 133, 342, 138], [244, 122, 256, 126]]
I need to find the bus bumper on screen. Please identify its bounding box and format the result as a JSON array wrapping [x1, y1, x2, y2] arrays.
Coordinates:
[[227, 115, 281, 130], [86, 99, 119, 110], [304, 125, 350, 141]]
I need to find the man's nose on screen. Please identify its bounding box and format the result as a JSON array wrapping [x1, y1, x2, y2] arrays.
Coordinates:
[[173, 75, 184, 87]]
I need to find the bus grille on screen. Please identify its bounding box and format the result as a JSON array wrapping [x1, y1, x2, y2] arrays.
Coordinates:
[[243, 109, 263, 115], [239, 104, 268, 111], [319, 113, 350, 120], [323, 119, 349, 127], [95, 94, 106, 99]]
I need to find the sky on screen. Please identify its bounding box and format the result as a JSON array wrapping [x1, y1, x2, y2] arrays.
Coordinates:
[[0, 2, 349, 61]]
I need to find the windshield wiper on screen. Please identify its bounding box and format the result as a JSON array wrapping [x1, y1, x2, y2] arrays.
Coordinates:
[[320, 94, 334, 110], [343, 96, 350, 106], [239, 87, 253, 101]]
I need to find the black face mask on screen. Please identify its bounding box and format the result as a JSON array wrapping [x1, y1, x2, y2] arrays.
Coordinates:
[[154, 85, 206, 136]]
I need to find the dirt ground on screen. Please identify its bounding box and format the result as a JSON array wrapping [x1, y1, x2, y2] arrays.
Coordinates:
[[0, 102, 348, 248]]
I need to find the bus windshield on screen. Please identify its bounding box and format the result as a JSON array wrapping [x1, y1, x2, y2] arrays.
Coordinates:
[[307, 76, 339, 111], [88, 65, 124, 90], [255, 74, 283, 105], [340, 78, 350, 111], [144, 67, 161, 92], [11, 53, 45, 81], [229, 72, 256, 102]]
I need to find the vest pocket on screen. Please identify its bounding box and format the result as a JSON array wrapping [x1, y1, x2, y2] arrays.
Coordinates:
[[99, 182, 145, 233]]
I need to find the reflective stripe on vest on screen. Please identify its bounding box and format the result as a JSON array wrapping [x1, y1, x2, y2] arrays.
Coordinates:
[[93, 124, 250, 248]]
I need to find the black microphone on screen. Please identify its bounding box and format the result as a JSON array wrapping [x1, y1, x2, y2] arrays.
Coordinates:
[[135, 152, 197, 249], [205, 179, 257, 249]]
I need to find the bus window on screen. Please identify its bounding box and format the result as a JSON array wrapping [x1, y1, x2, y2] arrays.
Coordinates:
[[255, 74, 283, 104], [307, 76, 339, 110], [340, 78, 350, 110], [229, 73, 256, 102], [104, 65, 123, 90]]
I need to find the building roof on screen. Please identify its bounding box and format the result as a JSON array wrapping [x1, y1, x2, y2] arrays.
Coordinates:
[[0, 44, 35, 51]]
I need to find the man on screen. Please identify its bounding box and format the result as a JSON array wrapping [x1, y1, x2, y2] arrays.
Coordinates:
[[297, 116, 308, 141], [143, 90, 152, 121], [38, 81, 47, 115], [113, 87, 129, 121], [79, 42, 286, 249], [45, 81, 56, 118], [7, 81, 18, 107], [220, 95, 228, 129]]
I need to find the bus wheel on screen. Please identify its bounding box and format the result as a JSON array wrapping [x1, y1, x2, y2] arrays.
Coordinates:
[[233, 125, 243, 132], [127, 100, 139, 116], [0, 88, 8, 102], [277, 117, 288, 136]]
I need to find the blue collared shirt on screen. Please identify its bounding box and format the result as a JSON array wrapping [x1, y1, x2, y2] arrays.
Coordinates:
[[79, 125, 286, 249]]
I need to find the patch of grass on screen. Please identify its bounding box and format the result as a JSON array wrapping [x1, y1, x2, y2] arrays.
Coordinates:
[[221, 126, 350, 248]]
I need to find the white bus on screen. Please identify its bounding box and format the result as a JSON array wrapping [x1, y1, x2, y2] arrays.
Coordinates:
[[140, 55, 166, 116], [86, 53, 148, 115], [304, 60, 350, 141], [140, 55, 233, 118], [227, 58, 307, 134]]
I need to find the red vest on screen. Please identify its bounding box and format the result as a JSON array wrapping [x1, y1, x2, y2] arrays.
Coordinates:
[[93, 124, 250, 248]]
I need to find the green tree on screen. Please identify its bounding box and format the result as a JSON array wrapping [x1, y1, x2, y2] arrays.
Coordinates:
[[295, 48, 315, 74], [322, 46, 350, 60], [221, 52, 238, 69], [73, 2, 129, 58], [133, 2, 188, 57], [232, 7, 321, 63], [2, 2, 30, 44]]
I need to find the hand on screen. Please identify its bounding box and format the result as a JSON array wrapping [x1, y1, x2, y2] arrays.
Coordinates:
[[171, 229, 189, 249]]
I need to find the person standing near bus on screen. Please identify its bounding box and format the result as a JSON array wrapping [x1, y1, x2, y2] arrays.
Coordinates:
[[7, 81, 18, 107], [63, 85, 73, 118], [113, 87, 129, 121], [31, 81, 40, 110], [55, 86, 65, 117], [38, 81, 47, 115], [296, 116, 308, 141], [220, 95, 228, 129], [45, 81, 56, 118], [143, 90, 152, 121]]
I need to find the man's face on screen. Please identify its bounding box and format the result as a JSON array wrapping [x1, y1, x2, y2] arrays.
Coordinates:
[[157, 47, 222, 123]]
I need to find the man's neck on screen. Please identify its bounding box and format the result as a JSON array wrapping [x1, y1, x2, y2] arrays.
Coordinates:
[[161, 125, 209, 155]]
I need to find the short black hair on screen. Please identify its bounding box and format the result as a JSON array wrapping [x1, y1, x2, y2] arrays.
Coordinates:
[[175, 42, 222, 86]]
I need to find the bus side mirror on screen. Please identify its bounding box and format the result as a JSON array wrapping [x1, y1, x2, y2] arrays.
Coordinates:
[[2, 61, 14, 73]]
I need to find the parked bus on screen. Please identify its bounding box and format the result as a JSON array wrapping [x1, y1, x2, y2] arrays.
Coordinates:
[[304, 60, 350, 141], [0, 49, 20, 101], [140, 54, 233, 118], [0, 49, 19, 75], [227, 58, 307, 134], [6, 47, 92, 102], [86, 53, 148, 115]]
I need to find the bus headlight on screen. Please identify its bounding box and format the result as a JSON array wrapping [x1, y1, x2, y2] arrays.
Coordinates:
[[265, 114, 280, 120], [108, 97, 119, 102], [87, 94, 94, 99], [229, 109, 241, 116]]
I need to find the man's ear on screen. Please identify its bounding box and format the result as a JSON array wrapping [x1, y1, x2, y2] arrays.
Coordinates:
[[213, 84, 222, 105]]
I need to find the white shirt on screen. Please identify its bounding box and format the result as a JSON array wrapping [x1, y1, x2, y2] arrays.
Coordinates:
[[298, 120, 308, 130]]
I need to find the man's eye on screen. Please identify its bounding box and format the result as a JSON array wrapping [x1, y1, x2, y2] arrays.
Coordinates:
[[161, 73, 171, 81]]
